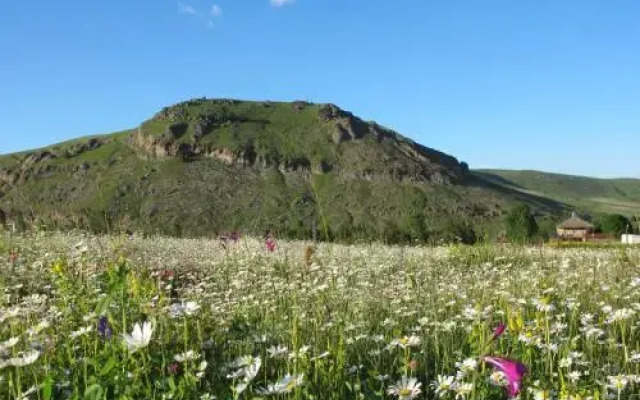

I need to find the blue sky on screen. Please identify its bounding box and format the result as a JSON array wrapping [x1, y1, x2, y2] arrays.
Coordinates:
[[1, 0, 638, 178]]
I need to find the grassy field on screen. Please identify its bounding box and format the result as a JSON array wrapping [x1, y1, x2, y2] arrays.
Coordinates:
[[1, 232, 639, 399], [476, 170, 640, 216]]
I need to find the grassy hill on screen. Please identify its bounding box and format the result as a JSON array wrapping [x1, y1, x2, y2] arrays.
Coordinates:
[[476, 169, 640, 216], [0, 98, 567, 243]]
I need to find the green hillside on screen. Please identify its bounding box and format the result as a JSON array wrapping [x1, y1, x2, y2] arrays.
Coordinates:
[[476, 169, 640, 216], [0, 98, 566, 243]]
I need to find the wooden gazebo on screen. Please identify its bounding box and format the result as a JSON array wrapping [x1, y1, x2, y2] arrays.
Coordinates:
[[556, 212, 595, 241]]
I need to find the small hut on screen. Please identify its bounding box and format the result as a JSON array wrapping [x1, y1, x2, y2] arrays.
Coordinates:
[[556, 212, 594, 241]]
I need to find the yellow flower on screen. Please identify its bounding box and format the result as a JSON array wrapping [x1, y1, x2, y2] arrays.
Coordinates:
[[508, 312, 524, 333], [128, 274, 140, 297], [51, 260, 65, 275]]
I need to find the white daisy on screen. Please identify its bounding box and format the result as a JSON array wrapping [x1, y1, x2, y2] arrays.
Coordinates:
[[174, 350, 200, 362], [432, 375, 455, 397], [387, 376, 422, 400], [122, 321, 153, 353]]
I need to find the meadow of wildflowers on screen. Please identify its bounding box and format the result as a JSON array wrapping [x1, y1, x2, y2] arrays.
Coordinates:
[[0, 232, 639, 399]]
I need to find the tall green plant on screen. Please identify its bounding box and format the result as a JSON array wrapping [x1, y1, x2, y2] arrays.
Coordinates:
[[505, 203, 538, 243]]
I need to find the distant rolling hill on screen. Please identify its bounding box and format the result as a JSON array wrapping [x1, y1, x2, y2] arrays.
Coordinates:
[[476, 169, 640, 216], [0, 98, 568, 242]]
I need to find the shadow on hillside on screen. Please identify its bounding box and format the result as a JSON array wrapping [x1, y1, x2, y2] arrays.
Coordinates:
[[473, 171, 525, 189], [465, 172, 568, 214]]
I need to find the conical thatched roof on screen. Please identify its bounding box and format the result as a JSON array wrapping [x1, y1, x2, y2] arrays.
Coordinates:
[[558, 212, 594, 230]]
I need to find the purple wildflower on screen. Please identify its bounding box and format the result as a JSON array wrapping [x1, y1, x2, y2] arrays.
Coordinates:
[[97, 316, 112, 339]]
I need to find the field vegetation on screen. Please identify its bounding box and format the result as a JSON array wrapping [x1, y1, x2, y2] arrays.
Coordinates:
[[1, 232, 639, 399]]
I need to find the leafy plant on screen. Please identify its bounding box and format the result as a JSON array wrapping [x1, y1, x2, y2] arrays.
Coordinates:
[[505, 204, 538, 243]]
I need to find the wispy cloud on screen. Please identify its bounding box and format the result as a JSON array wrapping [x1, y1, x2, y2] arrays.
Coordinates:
[[178, 2, 221, 28], [270, 0, 296, 7], [178, 2, 199, 16]]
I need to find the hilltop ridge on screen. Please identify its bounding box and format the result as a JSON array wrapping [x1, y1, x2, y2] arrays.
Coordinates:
[[0, 98, 564, 242]]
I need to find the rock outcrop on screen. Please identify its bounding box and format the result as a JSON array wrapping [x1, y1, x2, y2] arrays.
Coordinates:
[[129, 99, 469, 184]]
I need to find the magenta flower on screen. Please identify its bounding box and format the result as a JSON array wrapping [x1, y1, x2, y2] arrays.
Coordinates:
[[265, 237, 277, 252], [483, 356, 527, 398], [492, 323, 506, 339], [167, 362, 181, 375]]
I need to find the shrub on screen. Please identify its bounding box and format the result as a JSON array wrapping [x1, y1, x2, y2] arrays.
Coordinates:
[[596, 214, 632, 237], [505, 204, 538, 243]]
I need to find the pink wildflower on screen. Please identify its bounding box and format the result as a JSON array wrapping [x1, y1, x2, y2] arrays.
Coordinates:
[[483, 356, 527, 398], [265, 237, 277, 252], [492, 323, 506, 339], [167, 362, 181, 375]]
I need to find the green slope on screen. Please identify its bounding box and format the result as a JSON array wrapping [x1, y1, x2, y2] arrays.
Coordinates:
[[476, 169, 640, 216], [0, 98, 566, 243]]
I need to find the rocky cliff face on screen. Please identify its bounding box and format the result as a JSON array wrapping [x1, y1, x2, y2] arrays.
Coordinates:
[[1, 99, 469, 188], [128, 99, 468, 184], [0, 137, 107, 188]]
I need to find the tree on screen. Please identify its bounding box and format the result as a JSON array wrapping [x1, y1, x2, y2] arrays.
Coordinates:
[[505, 204, 538, 243], [536, 217, 558, 241], [597, 214, 631, 237]]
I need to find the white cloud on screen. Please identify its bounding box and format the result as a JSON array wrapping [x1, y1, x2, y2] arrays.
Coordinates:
[[179, 2, 221, 29], [178, 2, 199, 15], [270, 0, 296, 7]]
